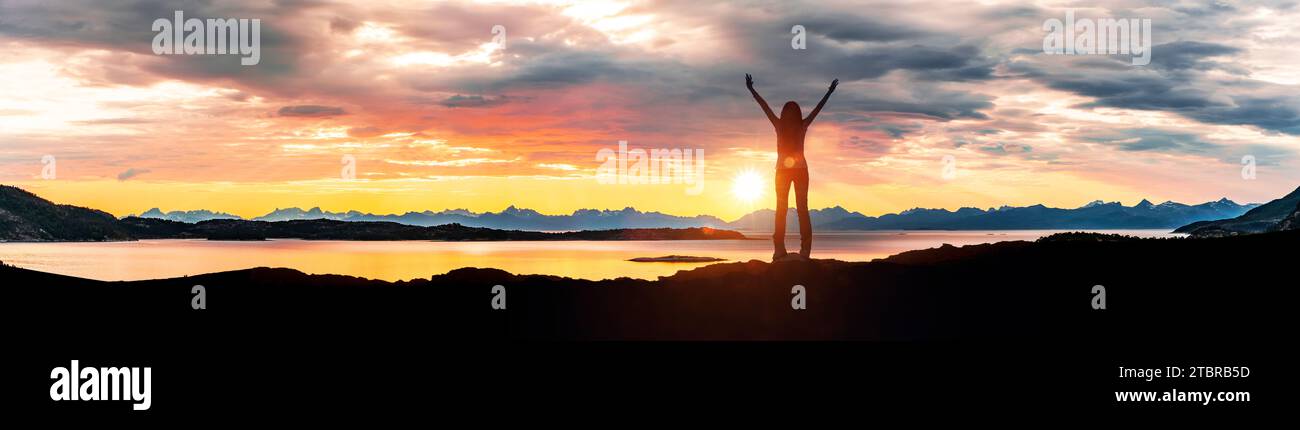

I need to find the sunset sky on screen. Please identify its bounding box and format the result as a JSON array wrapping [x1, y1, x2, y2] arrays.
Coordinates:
[[3, 0, 1299, 220]]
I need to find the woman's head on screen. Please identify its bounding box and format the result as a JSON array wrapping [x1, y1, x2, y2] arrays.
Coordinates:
[[780, 101, 802, 126]]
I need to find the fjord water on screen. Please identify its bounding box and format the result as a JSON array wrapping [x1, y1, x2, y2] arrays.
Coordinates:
[[0, 230, 1179, 282]]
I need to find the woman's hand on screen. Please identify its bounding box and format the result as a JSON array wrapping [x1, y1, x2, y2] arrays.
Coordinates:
[[829, 78, 839, 93], [746, 73, 755, 90]]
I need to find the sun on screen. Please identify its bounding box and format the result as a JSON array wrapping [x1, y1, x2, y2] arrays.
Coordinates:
[[731, 169, 765, 203]]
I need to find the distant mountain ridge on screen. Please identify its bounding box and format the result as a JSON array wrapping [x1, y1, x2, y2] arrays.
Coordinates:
[[0, 185, 132, 241], [132, 198, 1259, 231], [117, 217, 745, 241], [726, 206, 865, 230], [133, 208, 241, 223], [245, 205, 729, 230], [822, 198, 1257, 230], [0, 185, 745, 242]]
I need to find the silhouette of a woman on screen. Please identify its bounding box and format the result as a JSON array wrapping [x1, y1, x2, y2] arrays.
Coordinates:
[[747, 74, 838, 260]]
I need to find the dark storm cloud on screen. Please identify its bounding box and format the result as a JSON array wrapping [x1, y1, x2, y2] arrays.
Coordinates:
[[1003, 3, 1300, 136], [439, 95, 514, 108], [829, 44, 997, 82], [790, 12, 928, 43], [1077, 128, 1295, 165], [497, 48, 641, 88], [837, 134, 894, 156], [1015, 54, 1300, 135], [9, 0, 1299, 144], [976, 142, 1032, 155], [1, 0, 324, 90], [0, 0, 169, 48], [1083, 129, 1220, 153], [1, 0, 1007, 134], [693, 3, 1002, 131], [1172, 2, 1239, 17], [1185, 95, 1300, 135], [1146, 41, 1241, 72], [842, 93, 994, 121], [740, 14, 999, 85], [278, 105, 346, 117]]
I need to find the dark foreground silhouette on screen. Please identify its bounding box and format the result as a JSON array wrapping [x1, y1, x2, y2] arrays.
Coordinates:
[[5, 230, 1293, 341]]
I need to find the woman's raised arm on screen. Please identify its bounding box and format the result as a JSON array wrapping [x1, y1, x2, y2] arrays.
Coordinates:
[[804, 78, 839, 127], [747, 74, 779, 126]]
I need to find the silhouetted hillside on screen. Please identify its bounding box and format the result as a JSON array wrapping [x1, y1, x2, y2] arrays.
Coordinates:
[[0, 185, 132, 241], [1176, 186, 1300, 237], [1274, 202, 1300, 231]]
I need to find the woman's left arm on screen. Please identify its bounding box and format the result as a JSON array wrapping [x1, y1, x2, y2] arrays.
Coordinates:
[[804, 79, 839, 127]]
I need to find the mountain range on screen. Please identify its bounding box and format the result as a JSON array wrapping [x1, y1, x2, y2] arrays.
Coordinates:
[[136, 208, 241, 223], [0, 185, 742, 242], [4, 181, 1274, 240], [132, 198, 1260, 231], [243, 206, 729, 230], [821, 198, 1257, 230]]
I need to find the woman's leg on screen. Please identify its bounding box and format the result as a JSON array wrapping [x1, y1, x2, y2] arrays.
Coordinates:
[[773, 169, 793, 258], [794, 168, 812, 257]]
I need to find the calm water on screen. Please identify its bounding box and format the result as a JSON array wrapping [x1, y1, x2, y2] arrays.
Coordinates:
[[0, 230, 1179, 282]]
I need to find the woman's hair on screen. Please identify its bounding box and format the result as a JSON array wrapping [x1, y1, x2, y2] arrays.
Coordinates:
[[780, 101, 802, 128]]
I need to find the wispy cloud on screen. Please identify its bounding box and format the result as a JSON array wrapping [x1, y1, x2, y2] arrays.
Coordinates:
[[117, 168, 150, 181], [278, 105, 347, 118]]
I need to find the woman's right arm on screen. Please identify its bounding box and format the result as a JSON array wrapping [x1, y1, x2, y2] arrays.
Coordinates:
[[747, 74, 778, 125]]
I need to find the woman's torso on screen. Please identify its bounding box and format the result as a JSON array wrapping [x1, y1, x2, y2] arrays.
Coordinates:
[[775, 122, 809, 169]]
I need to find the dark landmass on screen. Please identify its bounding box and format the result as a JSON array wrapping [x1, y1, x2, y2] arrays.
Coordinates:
[[0, 185, 132, 241], [1276, 201, 1300, 231], [628, 255, 726, 262], [1, 185, 746, 242], [5, 229, 1292, 341], [1175, 186, 1300, 237]]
